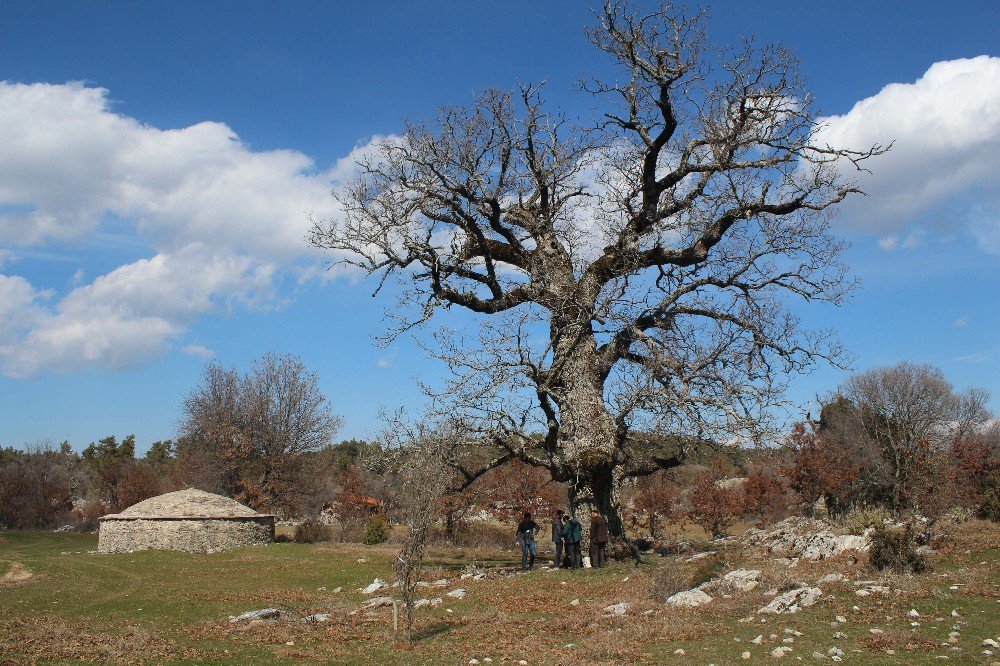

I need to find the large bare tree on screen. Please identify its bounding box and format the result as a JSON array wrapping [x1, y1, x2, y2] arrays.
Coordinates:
[[310, 2, 883, 544]]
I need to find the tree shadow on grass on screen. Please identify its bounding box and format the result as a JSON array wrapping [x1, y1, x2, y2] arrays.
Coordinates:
[[410, 621, 456, 641]]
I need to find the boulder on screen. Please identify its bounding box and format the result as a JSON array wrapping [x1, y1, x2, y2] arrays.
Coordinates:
[[700, 569, 762, 595], [446, 588, 466, 599], [666, 589, 713, 608], [758, 587, 823, 614]]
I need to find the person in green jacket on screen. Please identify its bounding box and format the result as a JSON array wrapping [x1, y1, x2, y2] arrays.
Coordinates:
[[562, 514, 583, 569]]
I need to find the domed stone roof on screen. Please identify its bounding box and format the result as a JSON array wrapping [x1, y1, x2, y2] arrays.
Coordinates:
[[108, 488, 265, 519]]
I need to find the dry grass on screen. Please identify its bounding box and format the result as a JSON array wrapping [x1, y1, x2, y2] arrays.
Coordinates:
[[1, 519, 999, 664]]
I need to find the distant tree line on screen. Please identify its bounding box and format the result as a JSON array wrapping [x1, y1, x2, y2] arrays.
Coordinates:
[[2, 358, 997, 542]]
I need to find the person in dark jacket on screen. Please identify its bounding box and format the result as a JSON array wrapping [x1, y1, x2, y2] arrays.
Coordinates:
[[562, 514, 583, 569], [589, 510, 610, 568], [515, 511, 540, 570], [551, 509, 565, 567]]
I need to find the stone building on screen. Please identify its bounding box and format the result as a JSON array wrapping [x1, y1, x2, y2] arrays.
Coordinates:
[[98, 488, 274, 554]]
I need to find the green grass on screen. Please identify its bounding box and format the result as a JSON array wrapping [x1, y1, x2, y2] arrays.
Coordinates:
[[1, 523, 998, 665]]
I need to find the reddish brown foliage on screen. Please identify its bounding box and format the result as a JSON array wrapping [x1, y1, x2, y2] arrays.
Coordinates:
[[742, 465, 789, 525], [782, 421, 861, 515], [683, 467, 744, 538], [633, 472, 678, 538]]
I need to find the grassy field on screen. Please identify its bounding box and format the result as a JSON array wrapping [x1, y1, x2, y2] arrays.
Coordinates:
[[1, 523, 999, 665]]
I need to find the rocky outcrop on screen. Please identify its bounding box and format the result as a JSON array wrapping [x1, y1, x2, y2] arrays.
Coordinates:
[[742, 517, 869, 561]]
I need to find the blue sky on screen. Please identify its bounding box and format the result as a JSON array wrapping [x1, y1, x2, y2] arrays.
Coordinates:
[[1, 1, 998, 451]]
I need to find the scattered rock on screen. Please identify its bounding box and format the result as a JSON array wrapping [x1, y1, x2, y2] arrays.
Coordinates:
[[364, 596, 395, 609], [812, 651, 828, 660], [687, 551, 716, 562], [229, 608, 288, 623], [569, 598, 580, 606], [302, 613, 331, 623], [742, 651, 751, 659], [771, 645, 793, 658], [666, 589, 713, 608], [818, 573, 847, 584], [603, 602, 628, 616], [361, 578, 388, 594], [758, 587, 823, 614], [447, 588, 466, 599]]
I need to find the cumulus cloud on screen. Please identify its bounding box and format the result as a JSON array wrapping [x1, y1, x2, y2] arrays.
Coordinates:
[[815, 56, 1000, 253], [0, 81, 378, 376]]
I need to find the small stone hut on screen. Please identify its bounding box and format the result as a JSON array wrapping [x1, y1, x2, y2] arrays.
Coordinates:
[[98, 488, 274, 554]]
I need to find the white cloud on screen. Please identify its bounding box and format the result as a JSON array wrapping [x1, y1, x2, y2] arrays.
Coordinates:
[[182, 344, 215, 360], [376, 350, 397, 368], [0, 81, 384, 376], [816, 56, 1000, 253], [955, 315, 970, 327]]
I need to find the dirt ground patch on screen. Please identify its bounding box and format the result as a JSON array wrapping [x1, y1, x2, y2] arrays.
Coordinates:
[[0, 561, 34, 585]]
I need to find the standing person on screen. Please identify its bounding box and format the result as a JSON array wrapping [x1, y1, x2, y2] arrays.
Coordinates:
[[562, 513, 583, 569], [589, 510, 610, 568], [515, 511, 540, 571], [551, 509, 565, 567]]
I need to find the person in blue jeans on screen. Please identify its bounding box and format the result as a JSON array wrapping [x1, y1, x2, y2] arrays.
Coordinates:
[[515, 511, 540, 570]]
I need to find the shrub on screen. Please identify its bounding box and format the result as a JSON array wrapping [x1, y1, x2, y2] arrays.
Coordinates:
[[690, 556, 726, 588], [840, 505, 893, 535], [293, 519, 332, 544], [73, 497, 108, 533], [869, 525, 926, 573], [948, 506, 973, 525], [361, 515, 389, 545], [650, 566, 694, 601], [977, 480, 1000, 522], [684, 471, 744, 538]]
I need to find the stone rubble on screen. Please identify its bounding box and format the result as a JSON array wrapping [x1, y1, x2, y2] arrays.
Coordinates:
[[758, 587, 823, 614]]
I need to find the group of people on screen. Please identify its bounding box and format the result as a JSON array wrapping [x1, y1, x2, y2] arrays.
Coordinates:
[[514, 508, 610, 571]]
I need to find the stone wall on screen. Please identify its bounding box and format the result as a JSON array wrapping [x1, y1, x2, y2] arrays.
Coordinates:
[[98, 516, 274, 554]]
